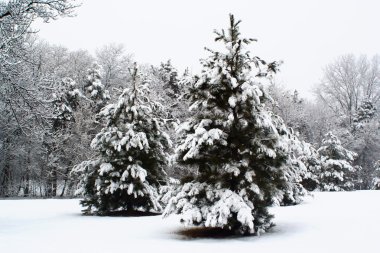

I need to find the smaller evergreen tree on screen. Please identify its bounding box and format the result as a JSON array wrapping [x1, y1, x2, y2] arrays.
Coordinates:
[[151, 61, 190, 124], [150, 63, 193, 179], [158, 60, 180, 98], [349, 99, 379, 189], [52, 77, 83, 128], [281, 132, 312, 205], [299, 142, 321, 191], [72, 63, 171, 215], [353, 99, 376, 126], [317, 132, 358, 191], [84, 63, 110, 113]]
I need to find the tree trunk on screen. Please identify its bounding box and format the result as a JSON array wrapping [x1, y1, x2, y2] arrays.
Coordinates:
[[46, 167, 57, 197], [0, 164, 11, 197], [60, 167, 71, 197], [24, 145, 31, 197]]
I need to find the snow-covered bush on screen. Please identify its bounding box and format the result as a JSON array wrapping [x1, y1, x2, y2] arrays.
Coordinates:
[[317, 132, 358, 191], [164, 15, 307, 235], [72, 64, 171, 215], [280, 130, 316, 205], [298, 142, 321, 191]]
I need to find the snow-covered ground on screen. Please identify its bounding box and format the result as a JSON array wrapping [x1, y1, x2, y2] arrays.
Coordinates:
[[0, 191, 379, 253]]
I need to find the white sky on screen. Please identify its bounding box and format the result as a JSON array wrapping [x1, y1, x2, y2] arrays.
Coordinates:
[[34, 0, 380, 98]]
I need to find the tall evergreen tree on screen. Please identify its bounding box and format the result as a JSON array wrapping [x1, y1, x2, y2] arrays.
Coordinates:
[[164, 15, 305, 235], [72, 64, 171, 215], [317, 132, 358, 191]]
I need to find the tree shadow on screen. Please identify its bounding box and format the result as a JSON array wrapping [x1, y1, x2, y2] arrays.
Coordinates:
[[102, 210, 161, 217], [172, 227, 246, 240]]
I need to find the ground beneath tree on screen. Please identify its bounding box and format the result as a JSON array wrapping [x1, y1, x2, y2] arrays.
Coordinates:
[[0, 191, 378, 253]]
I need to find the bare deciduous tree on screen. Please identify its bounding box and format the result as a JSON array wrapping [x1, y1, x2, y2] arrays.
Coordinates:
[[0, 0, 79, 197], [316, 54, 380, 125], [0, 0, 79, 133], [95, 43, 133, 92]]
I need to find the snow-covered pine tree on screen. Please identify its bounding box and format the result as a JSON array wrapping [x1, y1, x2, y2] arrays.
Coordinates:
[[164, 14, 306, 235], [52, 77, 83, 129], [353, 99, 376, 126], [150, 63, 194, 179], [152, 61, 190, 124], [72, 63, 171, 215], [84, 63, 110, 113], [158, 60, 180, 98], [299, 142, 321, 191], [350, 99, 380, 189], [280, 131, 310, 205], [317, 132, 358, 191]]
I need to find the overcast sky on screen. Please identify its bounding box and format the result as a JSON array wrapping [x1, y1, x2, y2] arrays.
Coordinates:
[[35, 0, 380, 98]]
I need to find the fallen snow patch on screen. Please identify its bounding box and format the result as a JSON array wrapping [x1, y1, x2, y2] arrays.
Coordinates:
[[0, 191, 379, 253]]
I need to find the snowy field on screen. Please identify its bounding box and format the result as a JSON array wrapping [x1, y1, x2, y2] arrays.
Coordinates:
[[0, 191, 379, 253]]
